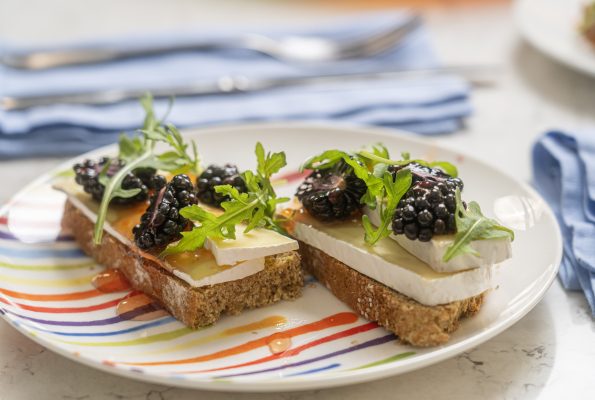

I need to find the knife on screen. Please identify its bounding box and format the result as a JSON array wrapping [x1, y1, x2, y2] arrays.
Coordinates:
[[1, 65, 499, 111]]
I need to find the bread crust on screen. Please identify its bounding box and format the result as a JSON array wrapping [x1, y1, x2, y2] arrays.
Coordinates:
[[62, 200, 303, 328], [298, 240, 484, 347]]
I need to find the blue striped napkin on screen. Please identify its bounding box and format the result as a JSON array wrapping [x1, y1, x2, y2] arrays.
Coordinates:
[[0, 12, 471, 158], [533, 130, 595, 316]]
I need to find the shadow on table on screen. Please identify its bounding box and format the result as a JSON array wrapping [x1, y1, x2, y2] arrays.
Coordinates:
[[511, 40, 595, 121]]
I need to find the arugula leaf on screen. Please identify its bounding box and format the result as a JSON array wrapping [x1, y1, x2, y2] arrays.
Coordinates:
[[299, 144, 468, 247], [301, 149, 347, 171], [162, 142, 288, 256], [340, 155, 384, 208], [98, 173, 141, 199], [255, 142, 286, 178], [372, 143, 390, 159], [298, 145, 415, 245], [118, 134, 145, 162], [92, 93, 201, 244], [362, 169, 412, 245], [429, 161, 458, 178], [442, 189, 514, 262], [93, 151, 154, 244], [357, 151, 459, 178]]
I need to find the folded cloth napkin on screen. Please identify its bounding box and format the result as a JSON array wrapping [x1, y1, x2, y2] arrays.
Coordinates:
[[0, 12, 471, 158], [533, 130, 595, 316]]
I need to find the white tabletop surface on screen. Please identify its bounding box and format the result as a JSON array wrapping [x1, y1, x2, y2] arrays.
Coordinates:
[[0, 1, 594, 399]]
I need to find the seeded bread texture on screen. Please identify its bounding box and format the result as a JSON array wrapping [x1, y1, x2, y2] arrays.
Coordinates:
[[62, 200, 303, 328], [298, 241, 484, 347]]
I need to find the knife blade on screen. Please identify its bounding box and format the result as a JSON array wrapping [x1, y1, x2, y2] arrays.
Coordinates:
[[1, 65, 499, 111]]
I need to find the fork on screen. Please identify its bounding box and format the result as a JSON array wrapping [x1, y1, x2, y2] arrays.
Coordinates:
[[0, 15, 421, 70]]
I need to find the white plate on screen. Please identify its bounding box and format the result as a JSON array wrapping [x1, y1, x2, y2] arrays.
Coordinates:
[[0, 123, 561, 392], [515, 0, 595, 78]]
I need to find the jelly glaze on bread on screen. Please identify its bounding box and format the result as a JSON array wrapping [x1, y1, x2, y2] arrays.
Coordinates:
[[62, 200, 303, 328], [298, 240, 484, 347]]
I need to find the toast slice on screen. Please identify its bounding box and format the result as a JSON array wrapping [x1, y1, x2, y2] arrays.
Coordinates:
[[62, 200, 303, 328], [298, 240, 484, 347]]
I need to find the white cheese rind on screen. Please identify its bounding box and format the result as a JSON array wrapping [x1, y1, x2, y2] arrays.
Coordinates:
[[172, 257, 265, 287], [205, 229, 298, 265], [64, 190, 133, 247], [294, 221, 494, 306], [365, 207, 511, 273], [54, 180, 277, 289]]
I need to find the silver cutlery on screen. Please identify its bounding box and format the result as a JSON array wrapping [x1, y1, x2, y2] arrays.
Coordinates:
[[1, 65, 499, 111], [1, 15, 421, 70]]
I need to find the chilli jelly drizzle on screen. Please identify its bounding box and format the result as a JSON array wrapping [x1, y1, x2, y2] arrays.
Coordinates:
[[91, 268, 166, 321]]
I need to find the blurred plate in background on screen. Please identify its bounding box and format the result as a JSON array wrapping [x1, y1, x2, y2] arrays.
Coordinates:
[[515, 0, 595, 78]]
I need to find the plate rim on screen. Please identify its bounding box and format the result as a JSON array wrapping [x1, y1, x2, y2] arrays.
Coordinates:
[[0, 121, 563, 392], [514, 0, 595, 79]]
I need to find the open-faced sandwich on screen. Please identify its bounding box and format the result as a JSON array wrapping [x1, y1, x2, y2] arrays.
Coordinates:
[[283, 146, 514, 346], [55, 95, 303, 328], [55, 95, 513, 348]]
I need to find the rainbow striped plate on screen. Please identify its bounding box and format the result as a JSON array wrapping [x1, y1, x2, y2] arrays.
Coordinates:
[[0, 123, 562, 392]]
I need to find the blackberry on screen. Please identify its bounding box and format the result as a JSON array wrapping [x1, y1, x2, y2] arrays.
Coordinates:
[[196, 164, 247, 207], [73, 157, 155, 204], [296, 160, 367, 221], [133, 174, 197, 250], [390, 162, 464, 242]]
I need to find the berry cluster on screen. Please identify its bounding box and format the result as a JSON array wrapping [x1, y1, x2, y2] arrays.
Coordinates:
[[196, 164, 247, 207], [133, 174, 197, 250], [73, 157, 153, 204], [390, 163, 463, 242], [296, 160, 367, 221]]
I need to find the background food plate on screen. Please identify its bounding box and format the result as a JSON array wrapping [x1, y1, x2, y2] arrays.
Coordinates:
[[0, 123, 561, 392], [515, 0, 595, 78]]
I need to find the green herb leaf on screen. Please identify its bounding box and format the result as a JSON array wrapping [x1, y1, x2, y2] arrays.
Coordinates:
[[340, 155, 383, 208], [93, 151, 153, 244], [429, 161, 458, 178], [256, 142, 286, 179], [357, 150, 459, 178], [245, 207, 266, 233], [118, 134, 145, 162], [301, 149, 347, 171], [363, 169, 412, 245], [162, 142, 288, 256], [442, 189, 514, 262], [372, 143, 390, 159], [92, 93, 201, 244], [300, 144, 463, 247], [98, 174, 142, 199]]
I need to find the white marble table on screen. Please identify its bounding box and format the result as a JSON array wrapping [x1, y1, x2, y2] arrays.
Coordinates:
[[0, 1, 594, 399]]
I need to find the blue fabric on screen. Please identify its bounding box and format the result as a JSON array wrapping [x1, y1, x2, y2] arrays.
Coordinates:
[[532, 130, 595, 316], [0, 12, 471, 158]]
